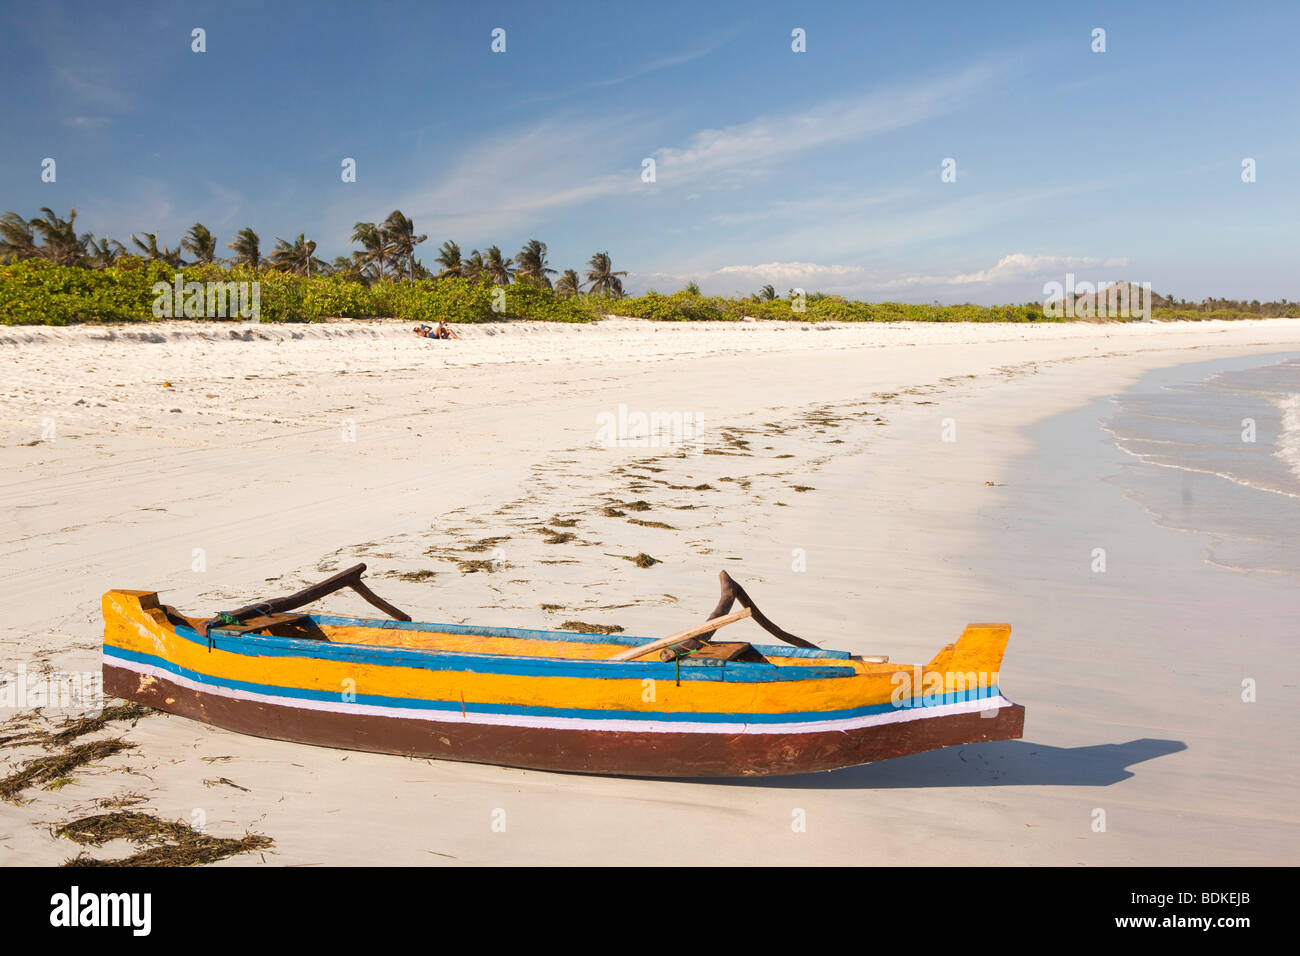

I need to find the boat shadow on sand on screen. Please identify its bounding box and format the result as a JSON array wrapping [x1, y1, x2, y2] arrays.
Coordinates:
[[695, 738, 1187, 789]]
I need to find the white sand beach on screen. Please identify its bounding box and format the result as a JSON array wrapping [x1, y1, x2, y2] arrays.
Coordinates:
[[3, 317, 1299, 865]]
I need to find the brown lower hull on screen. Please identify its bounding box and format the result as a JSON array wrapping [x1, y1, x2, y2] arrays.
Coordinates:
[[105, 664, 1025, 778]]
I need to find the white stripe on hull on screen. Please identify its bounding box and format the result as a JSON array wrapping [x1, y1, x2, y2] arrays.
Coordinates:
[[108, 657, 1013, 736]]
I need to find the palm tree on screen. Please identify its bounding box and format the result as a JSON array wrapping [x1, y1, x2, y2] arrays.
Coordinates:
[[351, 221, 391, 281], [755, 284, 776, 301], [183, 223, 217, 264], [131, 232, 184, 266], [483, 245, 514, 285], [330, 254, 366, 283], [514, 239, 555, 288], [0, 212, 39, 262], [270, 233, 326, 276], [30, 207, 86, 265], [382, 209, 427, 280], [85, 236, 126, 267], [684, 281, 700, 295], [585, 251, 627, 298], [555, 268, 582, 296], [434, 240, 463, 278], [227, 228, 261, 269], [462, 249, 485, 280]]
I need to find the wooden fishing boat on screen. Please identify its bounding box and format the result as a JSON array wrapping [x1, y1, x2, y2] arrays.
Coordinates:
[[101, 565, 1024, 777]]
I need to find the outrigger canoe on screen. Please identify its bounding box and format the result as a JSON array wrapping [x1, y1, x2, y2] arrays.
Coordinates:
[[101, 564, 1024, 777]]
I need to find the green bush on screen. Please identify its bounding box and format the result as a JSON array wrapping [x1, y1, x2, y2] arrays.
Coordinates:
[[0, 261, 1119, 327]]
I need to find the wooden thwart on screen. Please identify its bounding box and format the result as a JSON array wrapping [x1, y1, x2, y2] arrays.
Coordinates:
[[607, 608, 752, 662], [213, 613, 308, 635]]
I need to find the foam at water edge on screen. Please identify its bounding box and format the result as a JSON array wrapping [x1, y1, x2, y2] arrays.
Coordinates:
[[1275, 393, 1300, 483]]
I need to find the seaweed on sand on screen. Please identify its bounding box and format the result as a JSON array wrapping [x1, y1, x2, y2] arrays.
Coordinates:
[[627, 519, 676, 530], [462, 536, 510, 553], [559, 621, 624, 635], [56, 811, 272, 867], [0, 738, 134, 802], [49, 703, 152, 745], [603, 552, 661, 568]]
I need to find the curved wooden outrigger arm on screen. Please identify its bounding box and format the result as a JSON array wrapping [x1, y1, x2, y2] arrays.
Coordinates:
[[701, 570, 818, 648], [608, 570, 818, 662], [197, 563, 411, 638]]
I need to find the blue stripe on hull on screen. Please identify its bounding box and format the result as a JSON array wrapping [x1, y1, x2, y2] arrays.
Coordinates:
[[305, 614, 854, 660], [103, 644, 1002, 726], [190, 621, 856, 683]]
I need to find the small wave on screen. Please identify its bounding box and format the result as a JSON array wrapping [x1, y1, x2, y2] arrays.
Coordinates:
[[1275, 393, 1300, 482]]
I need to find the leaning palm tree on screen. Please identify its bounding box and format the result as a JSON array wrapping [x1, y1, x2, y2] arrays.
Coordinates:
[[462, 249, 486, 280], [434, 240, 463, 278], [351, 221, 391, 282], [183, 223, 218, 264], [30, 207, 86, 265], [270, 233, 326, 276], [227, 228, 261, 269], [330, 254, 367, 283], [555, 269, 582, 296], [514, 239, 556, 288], [755, 284, 776, 301], [584, 251, 627, 298], [131, 232, 184, 266], [0, 212, 39, 262], [382, 209, 427, 280], [84, 236, 127, 267], [483, 245, 514, 285]]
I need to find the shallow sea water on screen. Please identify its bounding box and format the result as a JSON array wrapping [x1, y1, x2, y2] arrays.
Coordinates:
[[1104, 352, 1300, 576]]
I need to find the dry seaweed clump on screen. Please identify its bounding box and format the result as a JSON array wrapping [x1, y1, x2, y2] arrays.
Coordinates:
[[56, 811, 273, 867], [393, 569, 437, 582], [50, 703, 153, 745], [628, 518, 675, 530], [2, 702, 153, 752], [560, 621, 624, 635], [462, 536, 510, 553], [0, 738, 134, 802]]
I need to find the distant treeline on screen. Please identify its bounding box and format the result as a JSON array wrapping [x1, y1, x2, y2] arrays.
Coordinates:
[[0, 207, 1293, 325]]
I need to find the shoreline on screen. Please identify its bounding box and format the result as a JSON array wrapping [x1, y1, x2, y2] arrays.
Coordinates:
[[3, 320, 1299, 865]]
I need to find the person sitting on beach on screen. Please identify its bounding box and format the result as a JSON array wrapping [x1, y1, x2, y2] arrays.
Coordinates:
[[414, 321, 459, 340]]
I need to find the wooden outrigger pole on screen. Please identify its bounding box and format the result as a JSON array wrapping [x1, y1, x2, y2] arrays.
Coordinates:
[[197, 563, 410, 638]]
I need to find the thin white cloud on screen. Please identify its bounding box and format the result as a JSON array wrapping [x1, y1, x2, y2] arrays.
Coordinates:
[[386, 62, 1003, 240], [57, 67, 132, 112], [62, 115, 112, 129], [631, 252, 1136, 301], [650, 62, 998, 190], [590, 29, 742, 89], [639, 261, 864, 288], [879, 253, 1132, 289]]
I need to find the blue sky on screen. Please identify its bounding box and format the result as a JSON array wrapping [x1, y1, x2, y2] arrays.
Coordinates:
[[2, 0, 1297, 302]]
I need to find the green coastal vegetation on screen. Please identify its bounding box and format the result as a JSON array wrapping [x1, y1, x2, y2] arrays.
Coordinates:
[[0, 207, 1292, 326]]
